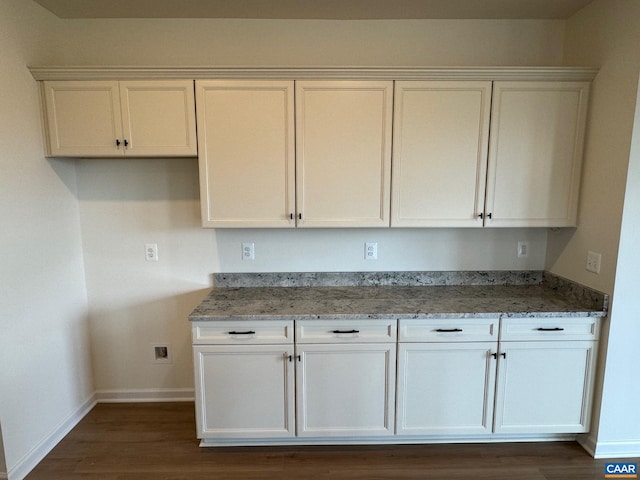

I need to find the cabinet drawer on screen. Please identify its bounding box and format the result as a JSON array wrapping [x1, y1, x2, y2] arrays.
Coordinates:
[[296, 319, 397, 343], [399, 318, 499, 342], [500, 317, 601, 342], [192, 320, 294, 345]]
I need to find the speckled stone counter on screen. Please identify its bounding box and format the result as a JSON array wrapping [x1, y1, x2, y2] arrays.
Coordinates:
[[189, 271, 608, 321]]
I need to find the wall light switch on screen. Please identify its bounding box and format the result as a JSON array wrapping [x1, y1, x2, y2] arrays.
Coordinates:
[[517, 241, 530, 258], [586, 251, 602, 274]]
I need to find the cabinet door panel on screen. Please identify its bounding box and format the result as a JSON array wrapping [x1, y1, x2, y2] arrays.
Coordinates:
[[396, 342, 496, 435], [193, 345, 295, 439], [196, 80, 295, 227], [493, 341, 597, 434], [43, 81, 123, 157], [392, 81, 491, 227], [296, 343, 396, 437], [296, 81, 393, 227], [486, 82, 589, 227], [120, 80, 197, 157]]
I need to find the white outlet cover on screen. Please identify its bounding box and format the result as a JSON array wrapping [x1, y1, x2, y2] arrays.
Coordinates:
[[365, 242, 378, 260], [242, 242, 255, 260]]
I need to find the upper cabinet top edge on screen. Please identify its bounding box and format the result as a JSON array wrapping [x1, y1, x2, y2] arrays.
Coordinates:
[[28, 66, 599, 82]]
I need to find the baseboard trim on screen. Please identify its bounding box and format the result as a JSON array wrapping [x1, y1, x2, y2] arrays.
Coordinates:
[[95, 388, 195, 403], [591, 440, 640, 459], [576, 433, 597, 457], [7, 393, 96, 480]]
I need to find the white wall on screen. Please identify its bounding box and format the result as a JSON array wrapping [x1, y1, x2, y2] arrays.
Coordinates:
[[549, 0, 640, 295], [559, 0, 640, 457], [52, 17, 566, 395], [0, 0, 94, 477], [53, 18, 565, 67]]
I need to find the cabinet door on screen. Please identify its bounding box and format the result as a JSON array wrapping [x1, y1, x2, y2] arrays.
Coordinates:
[[485, 82, 589, 227], [43, 81, 123, 157], [493, 341, 597, 434], [296, 343, 396, 437], [396, 342, 497, 435], [193, 345, 295, 439], [119, 80, 197, 157], [196, 80, 295, 228], [392, 81, 492, 227], [296, 81, 393, 227]]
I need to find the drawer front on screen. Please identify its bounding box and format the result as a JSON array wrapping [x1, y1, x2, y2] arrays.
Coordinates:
[[500, 317, 601, 342], [399, 318, 499, 342], [192, 320, 294, 345], [296, 319, 397, 344]]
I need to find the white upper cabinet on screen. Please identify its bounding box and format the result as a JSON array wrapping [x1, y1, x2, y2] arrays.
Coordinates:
[[295, 81, 393, 227], [196, 80, 295, 228], [391, 81, 492, 227], [43, 81, 123, 157], [42, 80, 197, 158], [118, 81, 197, 157], [485, 81, 590, 227]]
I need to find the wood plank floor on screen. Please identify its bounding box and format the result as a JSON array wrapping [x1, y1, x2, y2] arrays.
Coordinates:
[[26, 403, 637, 480]]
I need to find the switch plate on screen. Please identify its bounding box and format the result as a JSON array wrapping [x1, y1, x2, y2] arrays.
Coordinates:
[[145, 243, 158, 261], [517, 241, 530, 258], [242, 242, 255, 260], [586, 251, 602, 274], [365, 242, 378, 260]]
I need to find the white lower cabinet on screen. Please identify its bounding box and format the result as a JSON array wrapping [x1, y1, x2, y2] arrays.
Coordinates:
[[192, 316, 601, 445], [396, 342, 496, 435], [493, 340, 598, 434], [192, 320, 295, 440], [193, 345, 295, 439], [296, 343, 396, 437]]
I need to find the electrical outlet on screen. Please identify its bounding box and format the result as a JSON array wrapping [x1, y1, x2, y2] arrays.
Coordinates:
[[152, 344, 172, 364], [242, 242, 255, 260], [586, 251, 602, 274], [145, 243, 158, 261], [365, 242, 378, 260], [517, 241, 530, 258]]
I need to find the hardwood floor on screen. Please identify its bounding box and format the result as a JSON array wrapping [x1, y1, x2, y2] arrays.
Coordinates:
[[26, 403, 637, 480]]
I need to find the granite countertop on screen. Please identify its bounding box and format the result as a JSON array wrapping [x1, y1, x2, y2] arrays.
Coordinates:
[[189, 271, 608, 322]]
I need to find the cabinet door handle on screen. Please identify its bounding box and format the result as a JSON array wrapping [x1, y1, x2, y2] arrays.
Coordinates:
[[298, 213, 302, 220], [287, 354, 292, 362], [332, 329, 360, 334], [115, 139, 121, 147], [435, 328, 463, 333], [536, 327, 565, 331], [124, 139, 129, 147], [500, 352, 506, 358], [491, 352, 497, 359], [290, 213, 294, 220], [227, 330, 256, 335]]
